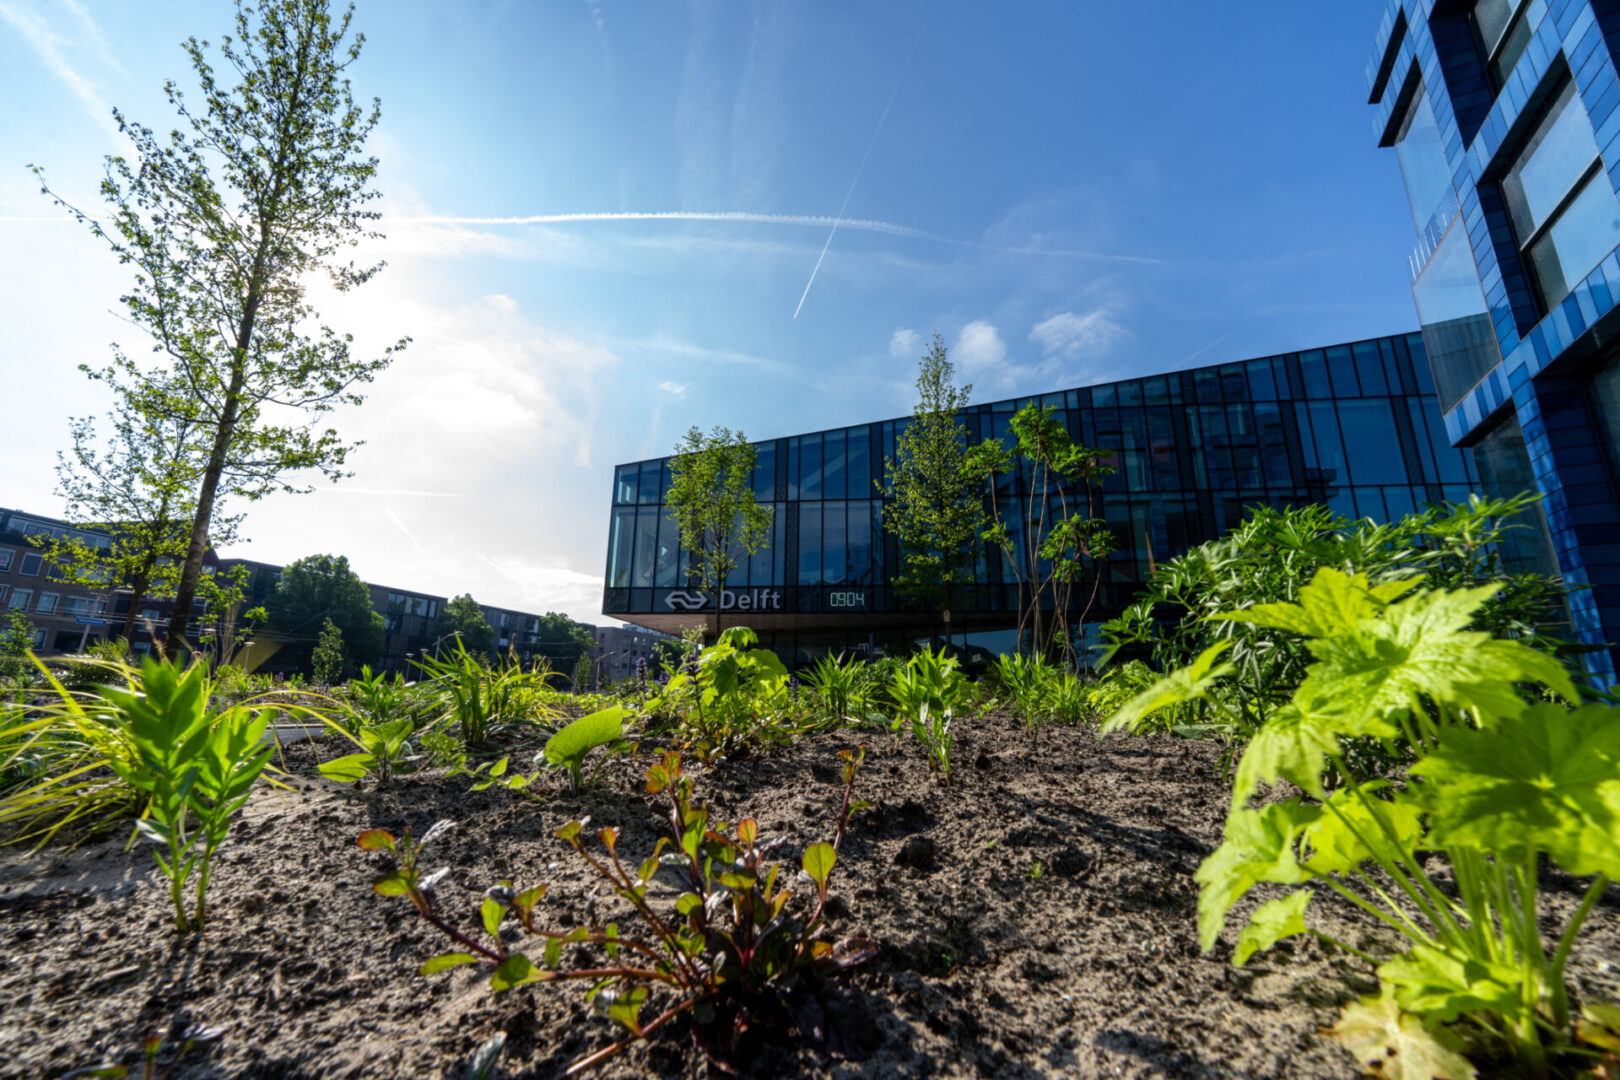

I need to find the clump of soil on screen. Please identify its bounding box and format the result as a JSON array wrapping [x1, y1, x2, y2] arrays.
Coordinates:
[[1, 713, 1615, 1079]]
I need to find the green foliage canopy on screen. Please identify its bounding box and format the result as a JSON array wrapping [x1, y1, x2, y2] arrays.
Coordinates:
[[667, 427, 772, 635], [439, 594, 495, 658], [267, 554, 383, 676]]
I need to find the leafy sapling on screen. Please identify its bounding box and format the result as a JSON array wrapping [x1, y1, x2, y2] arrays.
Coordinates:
[[890, 648, 964, 785], [105, 660, 271, 932], [542, 705, 628, 791], [363, 747, 879, 1072]]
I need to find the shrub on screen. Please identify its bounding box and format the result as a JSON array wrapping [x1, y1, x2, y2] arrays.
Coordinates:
[[647, 627, 793, 758], [361, 747, 878, 1071], [1105, 568, 1611, 1076]]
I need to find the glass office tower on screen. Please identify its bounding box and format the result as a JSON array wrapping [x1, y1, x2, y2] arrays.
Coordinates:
[[603, 334, 1481, 665], [1367, 0, 1620, 678]]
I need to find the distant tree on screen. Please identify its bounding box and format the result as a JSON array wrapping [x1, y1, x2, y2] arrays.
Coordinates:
[[667, 426, 773, 638], [529, 612, 593, 673], [883, 335, 986, 650], [32, 388, 246, 647], [438, 594, 495, 658], [32, 0, 407, 658], [311, 617, 345, 685], [0, 609, 34, 679], [266, 554, 382, 675], [573, 650, 593, 693]]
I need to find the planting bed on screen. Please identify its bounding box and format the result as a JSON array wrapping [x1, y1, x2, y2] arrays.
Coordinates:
[[2, 712, 1617, 1079]]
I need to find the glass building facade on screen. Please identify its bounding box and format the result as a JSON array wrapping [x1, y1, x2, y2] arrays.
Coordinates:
[[1367, 0, 1620, 678], [603, 334, 1482, 664]]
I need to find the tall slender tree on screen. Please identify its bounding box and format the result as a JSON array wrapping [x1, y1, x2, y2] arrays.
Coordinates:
[[883, 335, 985, 651], [667, 427, 773, 639], [32, 0, 406, 657]]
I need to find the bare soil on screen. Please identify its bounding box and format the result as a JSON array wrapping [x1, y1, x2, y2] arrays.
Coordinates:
[[2, 712, 1616, 1079]]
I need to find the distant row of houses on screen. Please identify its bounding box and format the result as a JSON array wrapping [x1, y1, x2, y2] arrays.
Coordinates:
[[0, 505, 676, 679]]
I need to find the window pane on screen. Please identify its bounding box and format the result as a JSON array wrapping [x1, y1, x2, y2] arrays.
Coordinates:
[[822, 502, 848, 586], [654, 508, 681, 588], [1472, 0, 1517, 55], [638, 462, 661, 505], [37, 593, 58, 615], [800, 434, 823, 500], [1307, 402, 1348, 485], [846, 429, 871, 500], [615, 465, 638, 505], [798, 503, 822, 586], [1246, 358, 1277, 401], [1337, 399, 1408, 485], [19, 553, 40, 576], [1526, 172, 1620, 308], [822, 430, 847, 501], [1414, 221, 1503, 410], [847, 500, 872, 585], [1503, 80, 1601, 240], [1489, 8, 1532, 88], [1353, 342, 1388, 396], [1299, 350, 1332, 397], [1394, 83, 1454, 229], [632, 508, 658, 587], [752, 442, 776, 501], [1326, 345, 1360, 397]]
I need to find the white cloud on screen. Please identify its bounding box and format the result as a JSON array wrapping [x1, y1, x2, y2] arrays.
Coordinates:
[[889, 327, 920, 360], [954, 320, 1006, 371], [659, 381, 687, 395], [1029, 308, 1128, 361], [0, 0, 120, 140]]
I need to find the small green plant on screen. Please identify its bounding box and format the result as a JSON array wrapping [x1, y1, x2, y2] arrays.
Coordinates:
[[1046, 670, 1090, 727], [542, 705, 627, 791], [1106, 568, 1609, 1077], [363, 747, 878, 1072], [994, 652, 1048, 741], [311, 617, 345, 685], [802, 653, 879, 730], [1028, 858, 1043, 881], [890, 647, 964, 785], [317, 717, 415, 785], [417, 642, 553, 750], [105, 660, 272, 931], [649, 627, 793, 758]]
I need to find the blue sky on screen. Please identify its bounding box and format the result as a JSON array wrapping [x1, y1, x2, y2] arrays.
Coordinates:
[[0, 0, 1421, 623]]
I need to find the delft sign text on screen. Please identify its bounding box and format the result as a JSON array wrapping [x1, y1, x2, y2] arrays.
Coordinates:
[[663, 589, 783, 613]]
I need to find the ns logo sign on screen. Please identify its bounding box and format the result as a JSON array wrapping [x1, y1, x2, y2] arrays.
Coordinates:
[[663, 589, 784, 613]]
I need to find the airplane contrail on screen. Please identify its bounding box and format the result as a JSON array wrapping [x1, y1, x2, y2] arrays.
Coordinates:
[[391, 210, 935, 240], [793, 8, 933, 320]]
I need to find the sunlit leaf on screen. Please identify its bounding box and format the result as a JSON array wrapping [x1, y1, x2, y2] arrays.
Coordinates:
[[1232, 890, 1310, 966], [1302, 788, 1424, 876], [420, 952, 478, 975], [1099, 641, 1233, 735], [802, 842, 837, 891], [1329, 989, 1477, 1080], [317, 753, 375, 782], [1195, 799, 1318, 951]]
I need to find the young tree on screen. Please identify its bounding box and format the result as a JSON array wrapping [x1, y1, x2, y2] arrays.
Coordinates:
[[971, 404, 1115, 663], [883, 335, 986, 651], [667, 426, 773, 639], [530, 612, 593, 673], [311, 617, 345, 684], [438, 594, 495, 658], [32, 0, 406, 658], [265, 554, 383, 674], [32, 388, 244, 647]]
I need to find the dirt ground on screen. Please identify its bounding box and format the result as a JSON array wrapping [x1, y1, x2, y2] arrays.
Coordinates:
[[2, 712, 1616, 1079]]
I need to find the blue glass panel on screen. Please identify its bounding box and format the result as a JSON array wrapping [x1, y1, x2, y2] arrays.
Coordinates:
[[1527, 172, 1620, 307], [1353, 342, 1389, 396], [1194, 369, 1222, 402], [1299, 350, 1332, 397], [846, 429, 871, 501], [1383, 486, 1417, 522], [1394, 82, 1455, 230], [1092, 383, 1117, 408], [639, 462, 661, 505], [749, 506, 774, 585], [753, 443, 776, 501], [1308, 402, 1349, 486], [1503, 80, 1602, 238], [1337, 399, 1408, 485], [800, 433, 824, 500], [608, 507, 635, 588], [1220, 366, 1248, 401], [615, 465, 638, 505], [1246, 358, 1277, 401], [1406, 399, 1442, 484], [1326, 346, 1360, 397], [1228, 404, 1261, 488], [1413, 221, 1502, 411], [798, 503, 822, 586], [1148, 408, 1178, 490], [822, 430, 847, 501], [1353, 488, 1388, 521], [787, 437, 801, 500], [870, 502, 885, 583], [1256, 402, 1290, 487], [823, 502, 848, 586], [632, 507, 659, 587], [654, 507, 681, 587], [1294, 402, 1320, 470], [1116, 381, 1142, 408], [1142, 375, 1169, 405], [846, 500, 872, 585]]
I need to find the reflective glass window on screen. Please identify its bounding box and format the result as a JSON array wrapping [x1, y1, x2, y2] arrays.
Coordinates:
[[823, 430, 847, 501], [1473, 0, 1531, 89], [1194, 369, 1222, 403], [1336, 399, 1408, 485], [1383, 487, 1418, 522], [1142, 375, 1169, 405], [1116, 381, 1142, 408], [638, 462, 661, 505], [615, 465, 638, 505], [632, 508, 659, 587], [1414, 221, 1502, 410], [1326, 346, 1360, 397], [654, 508, 681, 588], [869, 503, 884, 582], [1246, 358, 1277, 401], [1352, 342, 1389, 396], [607, 508, 635, 588], [847, 500, 872, 585], [847, 429, 871, 501], [1294, 402, 1320, 470], [1526, 172, 1620, 307], [1299, 350, 1332, 397], [1256, 402, 1291, 487], [822, 502, 848, 586], [1503, 81, 1602, 240], [800, 434, 824, 500], [1307, 402, 1349, 485], [798, 503, 822, 585], [1092, 384, 1116, 408], [1220, 366, 1248, 402], [748, 505, 776, 585], [1147, 408, 1179, 490], [1227, 404, 1261, 488], [1394, 82, 1455, 230], [1353, 488, 1388, 521], [753, 442, 776, 501]]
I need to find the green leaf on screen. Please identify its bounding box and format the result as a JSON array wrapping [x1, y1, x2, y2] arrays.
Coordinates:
[[1414, 702, 1620, 879], [357, 829, 396, 851], [371, 870, 411, 897], [420, 952, 478, 975], [718, 870, 757, 890], [1302, 789, 1424, 876], [1377, 944, 1520, 1025], [1099, 641, 1233, 735], [490, 953, 543, 991], [1329, 988, 1477, 1080], [1212, 566, 1412, 638], [544, 707, 627, 773], [1194, 799, 1318, 952], [318, 753, 376, 783], [1233, 890, 1311, 966], [1230, 702, 1339, 809], [543, 937, 563, 969], [675, 892, 704, 916], [481, 897, 505, 938], [802, 842, 836, 890], [488, 756, 509, 778]]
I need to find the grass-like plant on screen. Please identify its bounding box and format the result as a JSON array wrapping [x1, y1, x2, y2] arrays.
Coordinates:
[[105, 659, 273, 931], [890, 647, 964, 785], [416, 642, 553, 750], [1104, 568, 1612, 1078], [362, 747, 878, 1073], [994, 652, 1048, 740]]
